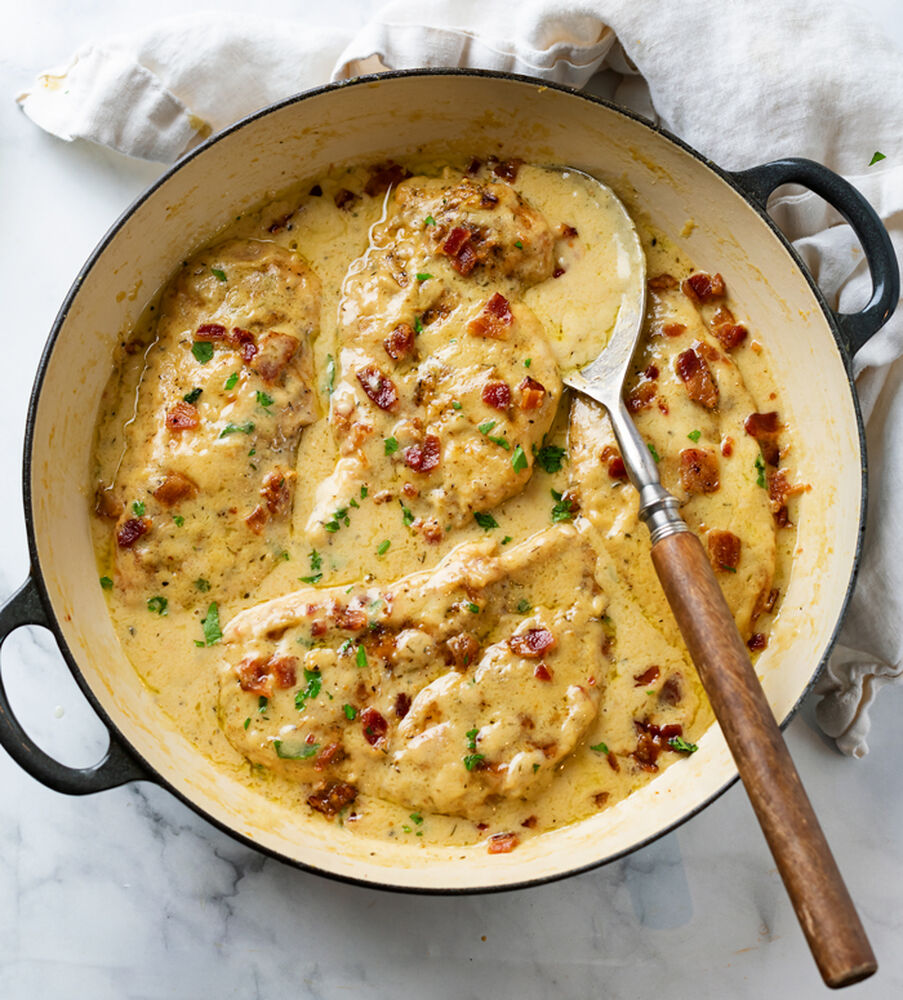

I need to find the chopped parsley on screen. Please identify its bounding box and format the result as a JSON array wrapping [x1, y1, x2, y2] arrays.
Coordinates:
[[451, 401, 463, 410], [516, 599, 531, 614], [384, 436, 399, 455], [147, 595, 168, 616], [255, 390, 274, 409], [99, 576, 113, 590], [514, 240, 523, 249], [474, 511, 498, 531], [277, 550, 290, 561], [274, 740, 319, 760], [243, 717, 251, 730], [219, 421, 255, 438], [501, 535, 512, 545], [416, 272, 433, 282], [477, 419, 496, 434], [478, 419, 512, 449], [755, 454, 767, 488], [309, 550, 322, 572], [183, 387, 202, 404], [463, 754, 485, 771], [590, 741, 609, 754], [466, 728, 479, 750], [324, 354, 336, 395], [869, 151, 886, 166], [647, 442, 661, 463], [173, 515, 185, 527], [534, 443, 566, 474], [511, 445, 528, 473], [360, 485, 368, 499], [668, 736, 698, 753], [533, 763, 541, 773], [324, 506, 350, 532], [524, 358, 532, 368], [424, 215, 436, 226], [687, 429, 702, 443], [413, 315, 424, 334], [300, 574, 322, 584], [721, 565, 737, 573], [550, 488, 574, 523], [410, 812, 424, 825], [338, 638, 353, 655], [376, 539, 391, 556], [356, 644, 368, 668], [191, 341, 214, 364], [223, 372, 239, 390], [343, 703, 357, 720], [131, 500, 145, 516], [400, 502, 415, 527], [466, 602, 480, 614], [201, 602, 222, 645], [258, 696, 268, 714], [294, 668, 322, 711], [194, 578, 211, 592], [211, 267, 227, 282]]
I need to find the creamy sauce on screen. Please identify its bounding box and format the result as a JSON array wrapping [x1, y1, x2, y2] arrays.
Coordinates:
[[90, 158, 799, 853]]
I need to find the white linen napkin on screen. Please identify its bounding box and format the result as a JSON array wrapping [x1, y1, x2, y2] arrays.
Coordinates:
[[15, 1, 903, 756]]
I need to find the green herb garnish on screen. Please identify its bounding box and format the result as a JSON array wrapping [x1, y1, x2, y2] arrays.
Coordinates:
[[99, 576, 113, 590], [668, 736, 698, 753], [514, 240, 523, 249], [416, 273, 433, 282], [755, 454, 767, 488], [590, 741, 609, 754], [191, 341, 214, 364], [474, 511, 498, 531], [424, 215, 436, 226], [687, 429, 702, 443], [466, 728, 479, 750], [147, 595, 168, 616], [219, 421, 255, 438], [478, 419, 496, 435], [243, 717, 250, 730], [501, 535, 512, 545], [194, 578, 210, 592], [274, 740, 319, 760], [524, 358, 532, 368], [463, 754, 485, 771], [466, 602, 480, 614], [400, 503, 415, 527], [413, 316, 423, 334], [300, 574, 322, 584], [224, 372, 239, 390], [343, 704, 357, 720], [201, 602, 222, 645], [410, 812, 424, 825], [550, 489, 574, 523], [360, 485, 368, 499], [295, 668, 322, 711], [869, 151, 886, 166], [384, 436, 399, 455], [535, 443, 566, 474], [255, 390, 274, 409], [516, 599, 531, 614], [356, 645, 368, 668], [451, 401, 462, 410], [131, 500, 145, 516], [647, 442, 661, 463], [511, 445, 528, 474], [211, 267, 227, 282], [173, 515, 185, 527], [377, 539, 391, 556], [258, 696, 268, 714], [183, 387, 202, 404], [324, 354, 336, 395]]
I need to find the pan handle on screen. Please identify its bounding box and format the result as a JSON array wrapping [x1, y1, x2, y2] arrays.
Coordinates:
[[0, 576, 153, 794], [729, 157, 899, 358]]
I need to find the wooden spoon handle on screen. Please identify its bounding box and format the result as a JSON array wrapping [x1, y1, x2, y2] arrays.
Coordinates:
[[651, 530, 876, 988]]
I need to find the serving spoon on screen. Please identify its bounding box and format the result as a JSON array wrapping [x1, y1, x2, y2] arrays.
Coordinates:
[[560, 168, 876, 989]]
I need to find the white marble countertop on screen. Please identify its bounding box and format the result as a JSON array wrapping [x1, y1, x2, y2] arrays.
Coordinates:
[[2, 2, 902, 997]]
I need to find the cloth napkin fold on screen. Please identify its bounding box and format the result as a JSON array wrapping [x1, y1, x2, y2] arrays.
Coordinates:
[[16, 0, 903, 756]]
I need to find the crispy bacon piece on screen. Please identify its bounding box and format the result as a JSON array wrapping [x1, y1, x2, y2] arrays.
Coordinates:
[[271, 656, 298, 689], [488, 832, 520, 854], [747, 632, 768, 652], [626, 379, 656, 414], [314, 742, 345, 772], [165, 401, 199, 431], [446, 632, 480, 670], [364, 161, 411, 197], [468, 293, 514, 339], [441, 226, 479, 276], [481, 190, 499, 209], [261, 470, 294, 514], [245, 504, 269, 534], [754, 587, 780, 621], [333, 605, 368, 631], [251, 332, 297, 382], [360, 707, 388, 747], [593, 792, 610, 808], [648, 274, 678, 291], [310, 619, 328, 638], [659, 674, 683, 707], [744, 411, 781, 466], [334, 188, 358, 211], [466, 157, 482, 175], [560, 224, 579, 239], [714, 323, 748, 352], [644, 364, 660, 379], [633, 665, 661, 687], [414, 517, 444, 544], [383, 322, 416, 361], [601, 445, 627, 481], [237, 656, 271, 696], [356, 364, 399, 412], [307, 780, 357, 818], [676, 348, 719, 409], [518, 376, 546, 410], [95, 488, 123, 520], [403, 435, 441, 473], [153, 472, 198, 506], [482, 381, 511, 411], [232, 327, 258, 364], [767, 469, 806, 514], [534, 663, 553, 681], [493, 159, 522, 181], [607, 751, 620, 772], [708, 529, 742, 571], [631, 719, 684, 772], [679, 448, 720, 494], [662, 322, 687, 338], [195, 322, 228, 341], [721, 436, 734, 457], [508, 627, 556, 659], [682, 271, 726, 304], [521, 815, 538, 829], [116, 516, 151, 548], [394, 692, 411, 719]]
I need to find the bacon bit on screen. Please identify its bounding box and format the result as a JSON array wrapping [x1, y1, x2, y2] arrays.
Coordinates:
[[373, 490, 394, 504], [633, 665, 660, 687], [116, 516, 151, 548], [309, 184, 322, 197], [251, 332, 297, 382], [95, 488, 123, 520], [482, 380, 511, 411], [715, 323, 748, 352], [659, 674, 683, 707], [774, 505, 790, 527], [648, 274, 678, 291], [310, 620, 328, 638], [631, 719, 684, 772], [593, 792, 610, 808], [394, 692, 411, 719], [644, 364, 660, 380], [360, 707, 388, 746], [767, 469, 806, 512], [552, 266, 566, 278], [657, 399, 670, 416], [415, 517, 444, 544], [492, 158, 521, 181], [682, 271, 726, 304], [708, 529, 742, 571], [165, 401, 199, 431], [314, 742, 345, 772], [521, 815, 538, 828], [333, 605, 368, 631], [364, 161, 411, 197], [676, 348, 719, 409], [517, 375, 546, 410], [244, 504, 269, 534], [231, 327, 257, 364], [721, 436, 734, 457], [679, 448, 720, 494], [755, 587, 780, 619], [334, 188, 358, 211], [441, 226, 479, 276], [480, 190, 499, 209], [195, 322, 228, 341], [626, 379, 657, 414], [401, 482, 419, 499], [446, 632, 481, 670], [307, 780, 357, 818], [123, 337, 145, 355], [383, 322, 416, 361], [601, 445, 627, 481], [153, 472, 198, 506], [403, 434, 441, 473], [747, 632, 768, 652], [662, 322, 687, 338], [561, 224, 578, 239], [508, 627, 556, 659], [466, 158, 482, 175], [271, 656, 298, 689], [356, 364, 399, 412], [260, 470, 294, 514], [468, 292, 514, 339], [744, 411, 782, 466], [606, 751, 620, 772], [488, 832, 520, 854], [237, 656, 271, 696], [534, 662, 553, 681]]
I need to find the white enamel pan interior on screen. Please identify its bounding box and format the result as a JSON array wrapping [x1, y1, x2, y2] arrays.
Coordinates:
[[8, 71, 890, 892]]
